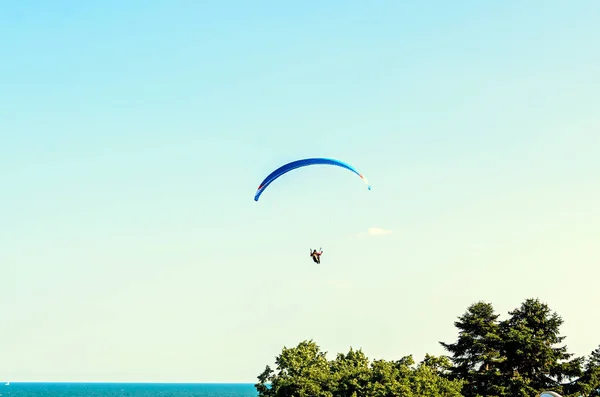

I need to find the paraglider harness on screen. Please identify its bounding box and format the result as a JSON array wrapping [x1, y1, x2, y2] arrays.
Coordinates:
[[310, 248, 323, 264]]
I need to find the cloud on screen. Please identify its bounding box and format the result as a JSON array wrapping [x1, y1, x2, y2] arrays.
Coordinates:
[[355, 227, 392, 237], [367, 227, 392, 235]]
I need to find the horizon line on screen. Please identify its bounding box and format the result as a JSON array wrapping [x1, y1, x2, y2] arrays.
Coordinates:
[[3, 381, 259, 384]]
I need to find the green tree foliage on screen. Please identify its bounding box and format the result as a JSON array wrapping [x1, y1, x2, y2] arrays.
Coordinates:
[[439, 301, 504, 397], [440, 298, 593, 397], [497, 298, 584, 396], [569, 345, 600, 397], [330, 347, 371, 397], [256, 340, 334, 397], [257, 298, 598, 397], [408, 355, 464, 397], [255, 340, 463, 397]]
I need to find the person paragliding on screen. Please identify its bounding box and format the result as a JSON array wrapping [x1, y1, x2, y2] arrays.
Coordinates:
[[310, 248, 323, 264], [253, 157, 370, 268]]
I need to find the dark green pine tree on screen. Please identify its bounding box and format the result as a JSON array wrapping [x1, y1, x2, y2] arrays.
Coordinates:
[[584, 346, 600, 397], [440, 301, 504, 397], [498, 298, 584, 396], [569, 345, 600, 397]]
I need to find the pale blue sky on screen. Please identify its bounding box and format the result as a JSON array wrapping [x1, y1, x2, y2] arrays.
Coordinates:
[[1, 0, 599, 383]]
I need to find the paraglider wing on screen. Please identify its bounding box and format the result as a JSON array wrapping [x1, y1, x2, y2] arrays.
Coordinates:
[[254, 157, 371, 201], [539, 392, 563, 397]]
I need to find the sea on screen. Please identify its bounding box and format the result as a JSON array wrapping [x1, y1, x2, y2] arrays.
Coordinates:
[[0, 383, 258, 397]]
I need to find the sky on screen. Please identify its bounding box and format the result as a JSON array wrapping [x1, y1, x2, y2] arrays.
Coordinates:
[[1, 0, 599, 383]]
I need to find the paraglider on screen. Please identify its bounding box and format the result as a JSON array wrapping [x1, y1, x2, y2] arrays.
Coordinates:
[[254, 157, 370, 264], [310, 248, 323, 264], [253, 157, 371, 202]]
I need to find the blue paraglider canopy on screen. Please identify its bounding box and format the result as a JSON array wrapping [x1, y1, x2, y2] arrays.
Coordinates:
[[254, 157, 371, 201]]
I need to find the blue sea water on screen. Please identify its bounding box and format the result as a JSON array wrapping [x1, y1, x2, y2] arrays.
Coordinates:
[[0, 383, 258, 397]]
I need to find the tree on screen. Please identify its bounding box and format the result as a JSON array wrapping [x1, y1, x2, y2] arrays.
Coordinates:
[[568, 345, 600, 397], [440, 301, 504, 397], [585, 346, 600, 396], [409, 355, 464, 397], [329, 347, 371, 397], [256, 341, 464, 397], [440, 298, 593, 397], [497, 298, 584, 396], [256, 298, 597, 397], [255, 340, 334, 397], [367, 356, 415, 397]]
